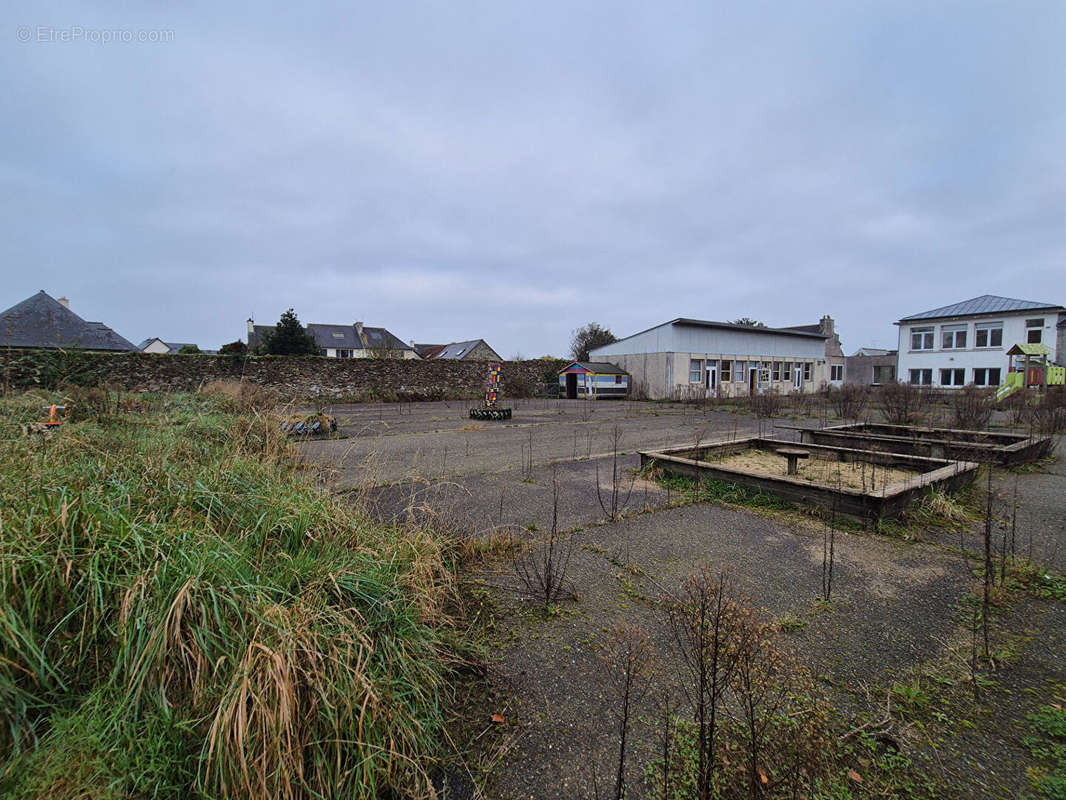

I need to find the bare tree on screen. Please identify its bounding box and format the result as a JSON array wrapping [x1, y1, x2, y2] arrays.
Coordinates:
[[597, 424, 636, 522], [598, 625, 652, 800]]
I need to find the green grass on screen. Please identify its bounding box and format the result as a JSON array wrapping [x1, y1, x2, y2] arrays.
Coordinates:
[[0, 391, 465, 799], [1024, 705, 1066, 798], [655, 472, 794, 511]]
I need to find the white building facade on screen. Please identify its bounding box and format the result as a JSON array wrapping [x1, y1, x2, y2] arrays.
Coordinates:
[[590, 317, 828, 400], [895, 295, 1065, 388]]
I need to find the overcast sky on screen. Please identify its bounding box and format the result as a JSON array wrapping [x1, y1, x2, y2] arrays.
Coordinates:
[[3, 1, 1064, 356]]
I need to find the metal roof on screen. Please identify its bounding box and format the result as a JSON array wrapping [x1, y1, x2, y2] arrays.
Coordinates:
[[899, 295, 1063, 322], [672, 318, 826, 339], [0, 290, 137, 351], [559, 361, 628, 375]]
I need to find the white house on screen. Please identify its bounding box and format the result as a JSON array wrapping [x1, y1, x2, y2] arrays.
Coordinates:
[[895, 295, 1066, 388], [589, 317, 829, 400], [247, 320, 418, 359]]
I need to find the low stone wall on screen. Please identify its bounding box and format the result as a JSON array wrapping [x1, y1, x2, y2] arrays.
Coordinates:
[[0, 349, 566, 402]]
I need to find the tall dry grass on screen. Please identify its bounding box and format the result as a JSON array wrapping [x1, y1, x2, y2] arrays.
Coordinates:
[[0, 391, 462, 798]]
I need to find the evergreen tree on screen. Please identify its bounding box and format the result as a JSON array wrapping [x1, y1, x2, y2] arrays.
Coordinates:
[[260, 309, 320, 355]]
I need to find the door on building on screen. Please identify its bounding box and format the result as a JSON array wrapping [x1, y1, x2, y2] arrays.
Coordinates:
[[706, 364, 718, 396], [793, 366, 803, 391], [565, 373, 578, 399], [748, 366, 758, 395]]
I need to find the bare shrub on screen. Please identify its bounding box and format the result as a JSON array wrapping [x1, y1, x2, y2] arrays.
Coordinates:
[[1033, 386, 1066, 434], [951, 385, 995, 430], [665, 569, 754, 800], [658, 575, 834, 798], [1003, 389, 1030, 426], [748, 388, 783, 419], [877, 380, 926, 424], [787, 390, 814, 417], [827, 384, 869, 421], [598, 625, 652, 800], [201, 379, 278, 413], [513, 468, 574, 608]]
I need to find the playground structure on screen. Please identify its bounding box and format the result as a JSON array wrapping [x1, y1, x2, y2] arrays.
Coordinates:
[[470, 362, 512, 421], [996, 343, 1065, 401]]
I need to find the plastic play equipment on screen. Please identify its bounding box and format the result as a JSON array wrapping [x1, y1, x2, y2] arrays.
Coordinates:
[[996, 343, 1064, 401], [469, 361, 512, 420]]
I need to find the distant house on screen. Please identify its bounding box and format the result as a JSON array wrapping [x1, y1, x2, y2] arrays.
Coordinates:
[[896, 295, 1066, 388], [247, 319, 417, 359], [590, 317, 829, 400], [845, 348, 897, 386], [138, 338, 214, 355], [0, 290, 136, 351], [557, 362, 629, 399], [413, 339, 502, 361]]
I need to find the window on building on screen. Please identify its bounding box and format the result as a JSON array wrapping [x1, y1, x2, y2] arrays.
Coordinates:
[[771, 362, 780, 381], [941, 324, 967, 349], [1027, 318, 1044, 344], [721, 360, 732, 382], [783, 362, 792, 381], [332, 332, 345, 339], [973, 368, 1002, 387], [803, 362, 812, 381], [872, 365, 895, 385], [615, 375, 622, 384], [909, 368, 932, 385], [688, 359, 703, 383], [735, 361, 746, 382], [975, 322, 1003, 348], [830, 364, 843, 381], [940, 368, 965, 387], [336, 349, 353, 358], [910, 326, 934, 350]]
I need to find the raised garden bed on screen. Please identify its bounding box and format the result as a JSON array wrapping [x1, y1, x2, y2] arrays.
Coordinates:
[[640, 436, 978, 521], [796, 423, 1052, 466]]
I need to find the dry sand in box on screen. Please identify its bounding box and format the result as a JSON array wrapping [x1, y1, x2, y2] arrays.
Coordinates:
[[715, 449, 918, 491]]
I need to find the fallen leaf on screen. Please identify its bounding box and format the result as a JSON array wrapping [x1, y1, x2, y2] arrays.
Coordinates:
[[491, 713, 505, 724], [848, 770, 863, 784], [758, 767, 768, 784], [858, 757, 870, 768]]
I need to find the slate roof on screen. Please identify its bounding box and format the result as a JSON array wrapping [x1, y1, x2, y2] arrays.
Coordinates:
[[438, 340, 500, 360], [899, 295, 1064, 322], [0, 290, 137, 351], [248, 322, 413, 353], [560, 361, 629, 375]]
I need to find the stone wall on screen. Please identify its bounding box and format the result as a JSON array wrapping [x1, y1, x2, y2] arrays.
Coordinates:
[[0, 349, 567, 402]]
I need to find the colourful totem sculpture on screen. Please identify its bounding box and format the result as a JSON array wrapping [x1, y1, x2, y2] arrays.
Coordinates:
[[470, 361, 512, 420]]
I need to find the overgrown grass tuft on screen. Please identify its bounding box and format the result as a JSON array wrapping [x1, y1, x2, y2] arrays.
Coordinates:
[[0, 392, 463, 798]]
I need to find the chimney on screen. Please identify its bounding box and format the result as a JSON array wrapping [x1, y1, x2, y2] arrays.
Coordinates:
[[820, 315, 835, 336], [355, 321, 364, 345], [58, 296, 70, 309], [247, 317, 254, 334]]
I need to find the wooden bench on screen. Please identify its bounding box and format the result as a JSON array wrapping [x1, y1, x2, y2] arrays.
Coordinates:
[[777, 447, 810, 476]]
